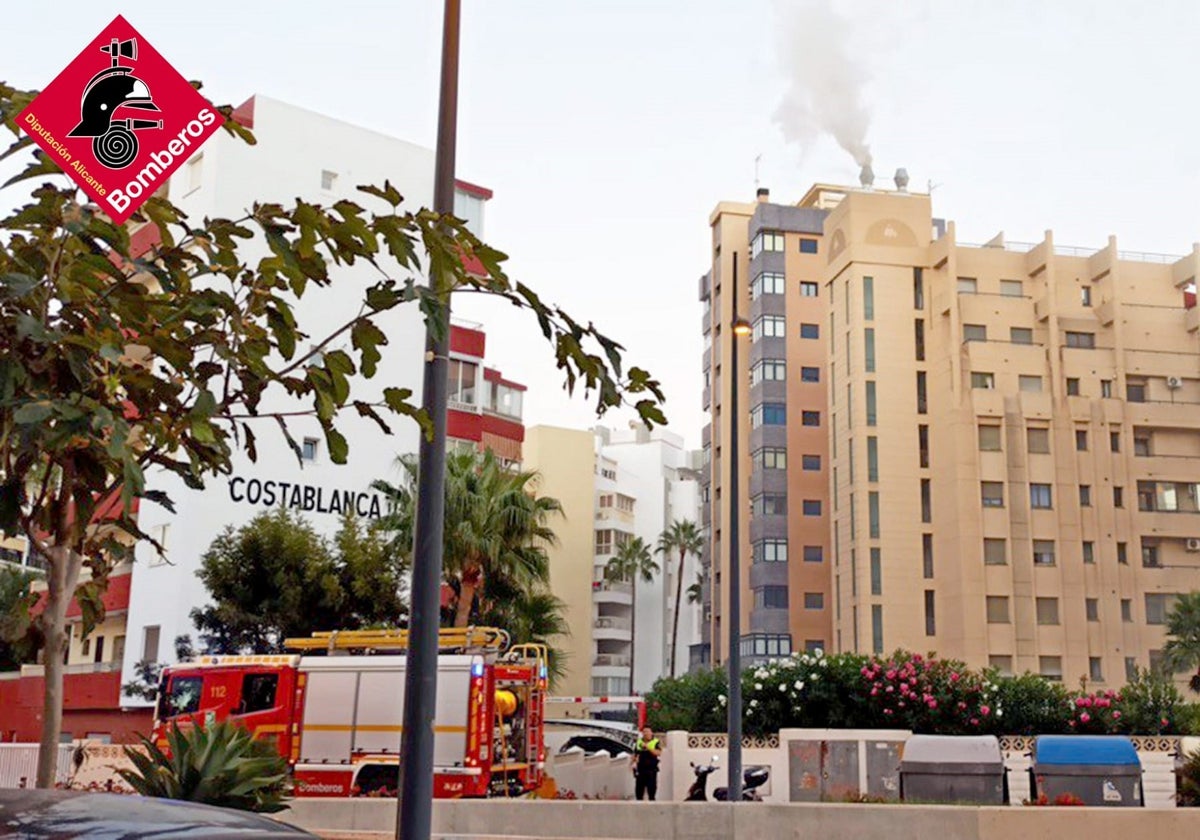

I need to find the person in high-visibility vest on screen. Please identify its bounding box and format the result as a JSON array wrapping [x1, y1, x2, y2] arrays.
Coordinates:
[[631, 726, 663, 801]]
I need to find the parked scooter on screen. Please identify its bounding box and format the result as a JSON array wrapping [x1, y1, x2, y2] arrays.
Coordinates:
[[685, 757, 770, 801]]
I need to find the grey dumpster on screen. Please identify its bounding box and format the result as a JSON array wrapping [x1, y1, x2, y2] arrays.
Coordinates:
[[899, 735, 1005, 804], [1031, 735, 1143, 807]]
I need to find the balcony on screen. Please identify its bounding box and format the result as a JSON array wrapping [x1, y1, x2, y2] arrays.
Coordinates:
[[593, 654, 632, 669], [592, 579, 632, 605], [593, 616, 632, 641], [1136, 510, 1200, 540], [1126, 400, 1200, 429]]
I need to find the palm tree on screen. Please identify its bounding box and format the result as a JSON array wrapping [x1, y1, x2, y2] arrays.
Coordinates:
[[482, 589, 571, 688], [373, 449, 563, 627], [656, 519, 704, 678], [686, 571, 704, 606], [1163, 591, 1200, 693], [604, 536, 657, 694]]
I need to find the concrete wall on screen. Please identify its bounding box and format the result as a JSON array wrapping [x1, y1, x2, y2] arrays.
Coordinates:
[[279, 799, 1200, 840]]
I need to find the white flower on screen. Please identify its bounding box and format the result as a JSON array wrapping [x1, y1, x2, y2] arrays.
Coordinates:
[[779, 683, 788, 692], [819, 658, 828, 668], [794, 680, 805, 690], [718, 694, 727, 705], [749, 699, 758, 707], [755, 668, 768, 680], [995, 708, 1003, 718], [814, 648, 825, 658], [754, 682, 763, 690], [810, 673, 820, 682]]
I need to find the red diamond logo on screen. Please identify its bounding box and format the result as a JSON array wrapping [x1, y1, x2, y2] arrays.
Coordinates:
[[18, 15, 221, 224]]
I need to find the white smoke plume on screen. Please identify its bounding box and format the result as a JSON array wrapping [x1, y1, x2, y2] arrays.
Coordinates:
[[772, 0, 873, 168]]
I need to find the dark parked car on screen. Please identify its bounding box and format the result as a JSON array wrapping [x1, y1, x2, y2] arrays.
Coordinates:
[[558, 734, 635, 756], [0, 790, 317, 838]]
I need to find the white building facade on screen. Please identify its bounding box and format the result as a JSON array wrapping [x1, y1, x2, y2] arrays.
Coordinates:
[[120, 96, 490, 704]]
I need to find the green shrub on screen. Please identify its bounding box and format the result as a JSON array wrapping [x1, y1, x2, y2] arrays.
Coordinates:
[[988, 673, 1070, 735], [1115, 668, 1189, 735], [119, 721, 290, 813], [1179, 747, 1200, 807], [645, 667, 727, 733]]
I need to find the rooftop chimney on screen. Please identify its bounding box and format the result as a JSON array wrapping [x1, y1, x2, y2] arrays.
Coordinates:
[[894, 168, 910, 192], [859, 163, 874, 188], [756, 187, 770, 203]]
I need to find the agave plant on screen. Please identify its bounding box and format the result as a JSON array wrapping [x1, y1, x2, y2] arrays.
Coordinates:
[[119, 720, 290, 813]]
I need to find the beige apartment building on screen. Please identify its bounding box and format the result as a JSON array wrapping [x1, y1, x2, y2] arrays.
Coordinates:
[[702, 178, 1200, 686]]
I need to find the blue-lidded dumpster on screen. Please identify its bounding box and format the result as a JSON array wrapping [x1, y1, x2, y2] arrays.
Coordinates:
[[1031, 735, 1143, 807], [900, 735, 1006, 804]]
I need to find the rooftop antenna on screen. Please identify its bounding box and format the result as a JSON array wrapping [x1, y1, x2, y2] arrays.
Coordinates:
[[928, 178, 943, 194], [754, 153, 762, 189]]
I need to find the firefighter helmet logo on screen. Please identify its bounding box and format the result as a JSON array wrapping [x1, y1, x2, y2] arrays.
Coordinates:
[[67, 37, 163, 169]]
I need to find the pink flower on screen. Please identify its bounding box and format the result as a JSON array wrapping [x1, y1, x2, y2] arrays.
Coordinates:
[[886, 669, 897, 680], [950, 672, 960, 683], [861, 667, 871, 677], [1112, 711, 1122, 720], [969, 718, 979, 726], [870, 688, 879, 696], [1162, 718, 1170, 727], [886, 685, 894, 693], [883, 708, 894, 716], [898, 701, 906, 708], [927, 699, 938, 710], [1080, 712, 1091, 724], [980, 705, 991, 716], [1096, 698, 1110, 709], [958, 701, 967, 710]]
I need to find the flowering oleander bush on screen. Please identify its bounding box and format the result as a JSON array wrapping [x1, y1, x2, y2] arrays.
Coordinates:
[[645, 649, 1200, 737]]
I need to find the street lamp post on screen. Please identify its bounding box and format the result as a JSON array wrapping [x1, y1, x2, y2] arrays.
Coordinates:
[[397, 2, 460, 839], [726, 256, 751, 803]]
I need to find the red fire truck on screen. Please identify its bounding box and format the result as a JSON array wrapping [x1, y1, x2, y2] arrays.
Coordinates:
[[152, 627, 548, 798]]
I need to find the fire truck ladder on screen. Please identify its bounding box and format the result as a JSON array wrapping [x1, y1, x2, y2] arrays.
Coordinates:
[[283, 626, 512, 654]]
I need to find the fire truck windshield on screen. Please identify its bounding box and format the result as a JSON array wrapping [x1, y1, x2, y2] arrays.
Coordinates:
[[159, 675, 203, 719]]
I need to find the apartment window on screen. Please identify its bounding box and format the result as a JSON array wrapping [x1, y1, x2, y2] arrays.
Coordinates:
[[1065, 331, 1096, 349], [448, 359, 479, 405], [753, 494, 788, 516], [918, 425, 930, 469], [801, 410, 820, 426], [1118, 542, 1128, 565], [914, 319, 926, 361], [1019, 375, 1043, 393], [986, 596, 1010, 623], [916, 372, 927, 414], [142, 626, 161, 663], [1040, 657, 1063, 682], [1125, 658, 1138, 681], [1121, 599, 1133, 622], [1110, 430, 1121, 452], [865, 381, 877, 426], [963, 323, 987, 343], [803, 545, 823, 563], [864, 329, 876, 373], [755, 587, 790, 609], [800, 281, 819, 297], [1010, 327, 1033, 345], [80, 635, 90, 657], [185, 154, 204, 192], [863, 276, 874, 320], [800, 322, 820, 339], [751, 403, 787, 427], [1080, 286, 1092, 306], [320, 169, 337, 190], [920, 480, 932, 523], [871, 605, 884, 654], [754, 447, 788, 470], [800, 366, 820, 383], [799, 237, 819, 254], [301, 437, 320, 462], [989, 655, 1014, 675], [751, 229, 785, 257], [1126, 380, 1147, 402], [1083, 541, 1095, 564], [913, 268, 925, 309], [751, 271, 786, 298], [1142, 542, 1161, 568], [752, 315, 787, 340], [983, 538, 1007, 566], [924, 590, 936, 636], [1080, 485, 1092, 506], [1113, 486, 1124, 508], [981, 482, 1005, 508], [1027, 427, 1050, 454], [867, 437, 879, 481], [1146, 593, 1176, 625], [1000, 279, 1023, 297], [864, 491, 879, 537], [802, 499, 822, 517], [1030, 483, 1053, 509], [971, 372, 995, 389], [751, 359, 787, 384], [801, 454, 820, 471], [1101, 379, 1113, 398], [1086, 598, 1099, 621], [1066, 377, 1081, 396], [869, 547, 882, 595], [845, 278, 851, 323], [1033, 540, 1056, 567], [753, 539, 788, 563], [957, 277, 978, 294], [978, 425, 1002, 451], [1075, 429, 1088, 451], [804, 592, 824, 610], [1134, 435, 1151, 456], [1036, 597, 1060, 625]]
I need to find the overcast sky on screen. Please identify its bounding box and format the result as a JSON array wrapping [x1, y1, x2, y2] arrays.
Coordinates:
[[8, 1, 1200, 448]]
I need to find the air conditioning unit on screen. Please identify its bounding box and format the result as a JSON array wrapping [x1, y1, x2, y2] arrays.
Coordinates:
[[1167, 376, 1184, 390], [1186, 538, 1200, 552]]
